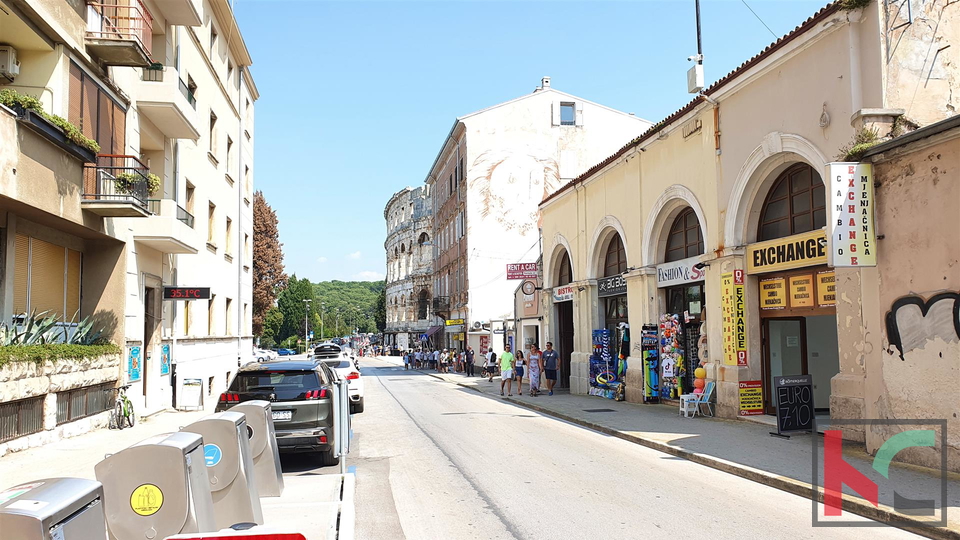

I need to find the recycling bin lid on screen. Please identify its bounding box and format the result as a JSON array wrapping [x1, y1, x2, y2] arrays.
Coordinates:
[[203, 411, 247, 428], [230, 401, 270, 458], [133, 431, 204, 453], [0, 478, 102, 522]]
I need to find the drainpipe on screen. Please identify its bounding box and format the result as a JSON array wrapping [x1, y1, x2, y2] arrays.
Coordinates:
[[847, 9, 863, 124], [236, 72, 245, 364]]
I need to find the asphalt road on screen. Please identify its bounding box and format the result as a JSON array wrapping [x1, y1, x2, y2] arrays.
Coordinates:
[[343, 357, 920, 540]]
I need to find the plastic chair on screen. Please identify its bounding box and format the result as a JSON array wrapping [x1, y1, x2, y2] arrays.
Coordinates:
[[679, 394, 698, 418], [692, 381, 716, 417]]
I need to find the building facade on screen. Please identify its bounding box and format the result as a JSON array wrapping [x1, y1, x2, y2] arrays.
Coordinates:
[[383, 185, 433, 351], [423, 77, 652, 353], [538, 0, 959, 469], [0, 0, 257, 417]]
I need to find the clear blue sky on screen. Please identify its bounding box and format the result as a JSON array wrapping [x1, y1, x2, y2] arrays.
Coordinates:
[[235, 0, 827, 283]]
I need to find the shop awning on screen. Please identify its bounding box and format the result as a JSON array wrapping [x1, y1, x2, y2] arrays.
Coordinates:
[[425, 325, 443, 337]]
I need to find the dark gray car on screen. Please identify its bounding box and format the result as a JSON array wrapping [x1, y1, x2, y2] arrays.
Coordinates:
[[217, 359, 339, 466]]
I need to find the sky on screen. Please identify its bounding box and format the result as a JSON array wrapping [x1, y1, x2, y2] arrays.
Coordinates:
[[234, 0, 828, 283]]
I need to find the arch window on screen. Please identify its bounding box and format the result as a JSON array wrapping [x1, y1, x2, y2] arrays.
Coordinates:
[[400, 244, 405, 254], [758, 163, 826, 241], [417, 290, 429, 319], [603, 234, 626, 277], [418, 233, 429, 245], [557, 251, 572, 286], [665, 208, 704, 262]]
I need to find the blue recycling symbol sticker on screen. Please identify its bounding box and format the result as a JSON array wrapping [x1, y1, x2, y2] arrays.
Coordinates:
[[203, 444, 222, 467]]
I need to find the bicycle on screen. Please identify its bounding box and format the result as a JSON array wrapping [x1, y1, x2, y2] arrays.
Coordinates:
[[111, 384, 135, 430]]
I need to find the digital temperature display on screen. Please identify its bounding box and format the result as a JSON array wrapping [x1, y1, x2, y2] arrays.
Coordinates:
[[162, 287, 211, 300]]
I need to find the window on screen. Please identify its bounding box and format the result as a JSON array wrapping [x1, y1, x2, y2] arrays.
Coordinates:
[[208, 294, 217, 335], [665, 208, 705, 262], [417, 290, 429, 319], [225, 217, 233, 255], [207, 202, 216, 245], [448, 173, 453, 196], [226, 136, 234, 175], [603, 234, 626, 277], [557, 251, 572, 286], [758, 163, 825, 241], [244, 165, 251, 200], [560, 102, 576, 126], [187, 75, 198, 100], [0, 396, 44, 443], [56, 383, 114, 425], [185, 182, 195, 215], [225, 298, 233, 336], [209, 111, 218, 157], [227, 61, 234, 83], [210, 25, 218, 54], [244, 233, 250, 260], [459, 157, 464, 183], [68, 62, 125, 155], [243, 303, 249, 335], [13, 234, 81, 320]]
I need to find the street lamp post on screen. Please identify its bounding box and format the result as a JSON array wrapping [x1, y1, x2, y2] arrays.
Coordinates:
[[303, 299, 311, 354], [335, 309, 341, 338], [320, 302, 325, 341]]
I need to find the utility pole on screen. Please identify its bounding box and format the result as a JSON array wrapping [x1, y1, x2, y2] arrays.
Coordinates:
[[320, 302, 325, 341], [303, 298, 311, 354]]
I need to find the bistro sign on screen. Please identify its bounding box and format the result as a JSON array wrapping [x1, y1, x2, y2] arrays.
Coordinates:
[[656, 256, 706, 288], [746, 230, 827, 274], [553, 285, 574, 303], [597, 275, 627, 298]]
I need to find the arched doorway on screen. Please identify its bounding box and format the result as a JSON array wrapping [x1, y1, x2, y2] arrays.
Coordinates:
[[749, 163, 836, 414], [554, 249, 574, 389], [655, 207, 705, 399]]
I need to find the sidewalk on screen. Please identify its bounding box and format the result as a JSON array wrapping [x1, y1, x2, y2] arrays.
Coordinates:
[[378, 356, 960, 539]]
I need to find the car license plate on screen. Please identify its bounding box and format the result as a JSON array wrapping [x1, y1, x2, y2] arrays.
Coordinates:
[[272, 410, 292, 421]]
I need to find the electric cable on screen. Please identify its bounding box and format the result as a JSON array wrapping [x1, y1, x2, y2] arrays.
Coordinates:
[[740, 0, 779, 40]]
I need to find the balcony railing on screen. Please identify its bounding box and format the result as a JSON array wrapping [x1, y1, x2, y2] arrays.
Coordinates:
[[178, 78, 197, 109], [146, 199, 196, 228], [141, 62, 164, 81], [432, 296, 450, 312], [83, 155, 150, 209], [86, 0, 154, 54]]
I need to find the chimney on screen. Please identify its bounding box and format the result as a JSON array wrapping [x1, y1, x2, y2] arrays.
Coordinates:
[[541, 76, 551, 89]]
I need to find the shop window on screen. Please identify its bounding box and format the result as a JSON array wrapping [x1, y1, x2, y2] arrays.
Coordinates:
[[605, 296, 628, 332], [758, 163, 826, 241], [557, 251, 572, 286], [665, 208, 704, 262], [603, 234, 626, 277]]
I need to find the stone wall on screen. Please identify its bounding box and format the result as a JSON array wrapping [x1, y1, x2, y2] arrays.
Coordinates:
[[0, 354, 122, 457]]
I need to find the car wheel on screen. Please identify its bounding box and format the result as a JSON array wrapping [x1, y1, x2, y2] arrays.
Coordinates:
[[351, 398, 364, 414], [319, 448, 340, 467]]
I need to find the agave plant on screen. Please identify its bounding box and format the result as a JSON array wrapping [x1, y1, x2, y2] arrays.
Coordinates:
[[19, 311, 62, 345], [68, 314, 106, 345]]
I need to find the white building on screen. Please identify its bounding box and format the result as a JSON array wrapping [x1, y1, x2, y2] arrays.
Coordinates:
[[383, 186, 433, 351], [424, 77, 652, 354]]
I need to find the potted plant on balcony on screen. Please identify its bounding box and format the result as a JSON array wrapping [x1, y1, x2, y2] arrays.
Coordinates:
[[0, 89, 100, 162], [114, 173, 161, 197]]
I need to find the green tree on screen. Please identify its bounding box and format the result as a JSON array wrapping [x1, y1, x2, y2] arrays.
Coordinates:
[[260, 307, 283, 348], [276, 275, 315, 341], [374, 286, 386, 332]]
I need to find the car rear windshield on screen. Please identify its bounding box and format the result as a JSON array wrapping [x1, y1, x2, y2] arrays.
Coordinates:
[[321, 359, 353, 369], [232, 370, 323, 400]]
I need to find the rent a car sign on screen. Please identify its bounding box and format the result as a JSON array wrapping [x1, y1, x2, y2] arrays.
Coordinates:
[[506, 262, 538, 280]]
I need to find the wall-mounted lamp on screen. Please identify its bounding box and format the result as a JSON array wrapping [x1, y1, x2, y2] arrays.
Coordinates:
[[621, 266, 640, 275], [577, 286, 586, 292], [693, 262, 710, 271]]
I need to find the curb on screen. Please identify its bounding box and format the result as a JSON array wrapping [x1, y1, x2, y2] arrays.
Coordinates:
[[424, 371, 957, 540]]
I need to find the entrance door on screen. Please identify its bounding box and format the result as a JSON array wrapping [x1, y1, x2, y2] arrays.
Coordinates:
[[557, 301, 574, 389], [762, 318, 807, 414]]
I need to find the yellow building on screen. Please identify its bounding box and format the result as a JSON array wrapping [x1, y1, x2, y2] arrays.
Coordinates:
[[540, 0, 959, 467]]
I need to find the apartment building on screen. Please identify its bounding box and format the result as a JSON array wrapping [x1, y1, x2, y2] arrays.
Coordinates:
[[0, 0, 256, 415], [424, 78, 651, 353], [383, 185, 433, 351]]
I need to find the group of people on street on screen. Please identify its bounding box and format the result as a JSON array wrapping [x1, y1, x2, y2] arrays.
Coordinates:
[[494, 342, 560, 397], [402, 347, 477, 376], [396, 342, 561, 398]]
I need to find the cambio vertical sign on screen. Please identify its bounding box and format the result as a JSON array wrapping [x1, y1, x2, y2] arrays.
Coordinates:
[[721, 270, 747, 366], [829, 163, 877, 267]]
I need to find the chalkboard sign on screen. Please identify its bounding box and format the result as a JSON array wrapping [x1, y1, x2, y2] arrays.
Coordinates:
[[771, 374, 814, 438]]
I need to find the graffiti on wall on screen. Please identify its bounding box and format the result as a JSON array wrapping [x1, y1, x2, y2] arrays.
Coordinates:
[[885, 293, 960, 360], [469, 150, 561, 236]]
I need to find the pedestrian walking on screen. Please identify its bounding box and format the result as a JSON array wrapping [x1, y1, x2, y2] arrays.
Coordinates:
[[484, 349, 497, 381], [542, 342, 560, 396], [414, 349, 422, 370], [404, 350, 411, 370], [499, 345, 515, 396], [465, 347, 475, 377], [432, 349, 440, 371], [514, 349, 526, 395], [527, 345, 543, 396]]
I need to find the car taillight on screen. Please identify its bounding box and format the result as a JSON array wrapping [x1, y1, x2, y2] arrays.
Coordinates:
[[218, 392, 240, 404], [346, 372, 360, 380], [318, 435, 328, 444], [304, 389, 328, 399]]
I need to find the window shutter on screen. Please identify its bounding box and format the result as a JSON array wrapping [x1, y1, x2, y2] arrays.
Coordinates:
[[29, 239, 66, 318], [66, 249, 81, 318], [81, 77, 97, 140], [97, 92, 113, 155], [551, 101, 561, 126], [113, 104, 126, 155], [575, 102, 584, 126], [68, 64, 83, 128], [13, 234, 29, 314]]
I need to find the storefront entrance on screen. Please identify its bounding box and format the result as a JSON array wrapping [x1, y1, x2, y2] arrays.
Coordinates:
[[556, 301, 574, 389], [665, 283, 704, 394]]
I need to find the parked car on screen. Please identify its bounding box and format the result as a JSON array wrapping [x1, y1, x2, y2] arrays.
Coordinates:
[[313, 343, 364, 413], [254, 348, 277, 362], [277, 348, 296, 356], [217, 360, 340, 465]]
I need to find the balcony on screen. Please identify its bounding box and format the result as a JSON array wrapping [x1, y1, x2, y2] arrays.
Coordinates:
[[151, 0, 201, 26], [136, 65, 201, 141], [85, 1, 153, 67], [81, 155, 151, 217], [136, 199, 200, 254], [432, 296, 450, 313]]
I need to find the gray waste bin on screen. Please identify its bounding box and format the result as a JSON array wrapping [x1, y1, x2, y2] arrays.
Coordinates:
[[94, 431, 216, 540], [230, 400, 284, 497], [182, 411, 264, 529], [0, 478, 106, 540]]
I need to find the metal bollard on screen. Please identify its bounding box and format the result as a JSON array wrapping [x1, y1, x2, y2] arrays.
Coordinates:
[[229, 400, 284, 497], [94, 432, 216, 540], [182, 412, 263, 529], [0, 478, 107, 540]]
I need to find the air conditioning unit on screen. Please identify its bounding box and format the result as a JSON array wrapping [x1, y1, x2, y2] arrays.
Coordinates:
[[0, 46, 20, 79]]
